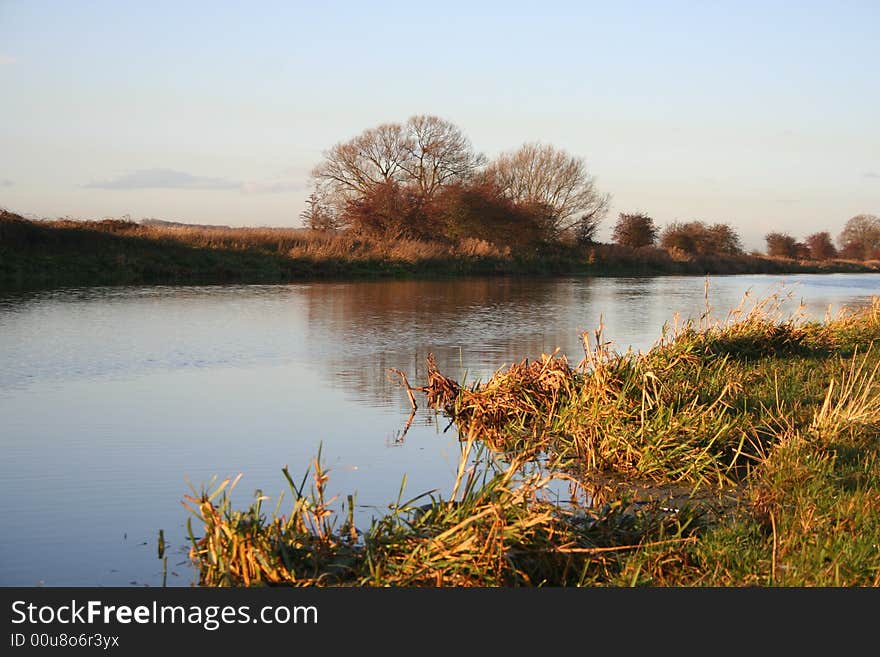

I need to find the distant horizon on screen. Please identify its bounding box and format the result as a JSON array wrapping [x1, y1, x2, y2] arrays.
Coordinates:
[[2, 1, 877, 252]]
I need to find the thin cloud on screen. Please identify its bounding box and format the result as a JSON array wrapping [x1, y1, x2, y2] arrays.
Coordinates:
[[84, 168, 240, 190], [0, 55, 16, 66], [0, 179, 13, 187], [864, 172, 879, 179]]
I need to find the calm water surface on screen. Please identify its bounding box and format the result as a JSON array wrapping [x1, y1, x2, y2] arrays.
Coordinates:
[[1, 273, 878, 586]]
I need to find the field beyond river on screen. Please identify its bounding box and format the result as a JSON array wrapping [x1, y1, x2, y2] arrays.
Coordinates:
[[2, 210, 878, 290]]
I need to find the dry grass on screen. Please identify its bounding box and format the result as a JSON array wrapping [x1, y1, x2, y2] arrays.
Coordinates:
[[184, 433, 698, 587], [3, 211, 878, 290], [182, 294, 880, 587], [810, 348, 880, 439], [420, 294, 880, 489], [37, 218, 512, 262]]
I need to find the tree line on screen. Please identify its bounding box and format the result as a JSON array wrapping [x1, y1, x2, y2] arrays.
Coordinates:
[[612, 212, 880, 261], [302, 115, 879, 260], [763, 215, 880, 261]]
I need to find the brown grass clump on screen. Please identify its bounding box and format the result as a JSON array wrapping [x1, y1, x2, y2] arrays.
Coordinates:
[[425, 350, 577, 455], [185, 434, 696, 587]]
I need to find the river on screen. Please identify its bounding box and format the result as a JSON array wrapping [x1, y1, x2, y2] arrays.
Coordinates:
[[0, 272, 878, 586]]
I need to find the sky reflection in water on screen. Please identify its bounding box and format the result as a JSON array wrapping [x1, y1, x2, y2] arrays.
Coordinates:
[[0, 273, 877, 585]]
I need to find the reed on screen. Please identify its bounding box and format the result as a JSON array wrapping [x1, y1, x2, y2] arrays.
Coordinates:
[[182, 293, 880, 586], [185, 434, 699, 587]]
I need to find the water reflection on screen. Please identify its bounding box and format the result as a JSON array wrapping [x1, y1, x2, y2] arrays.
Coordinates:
[[1, 274, 874, 408], [299, 274, 878, 409], [301, 278, 587, 408], [0, 273, 877, 586]]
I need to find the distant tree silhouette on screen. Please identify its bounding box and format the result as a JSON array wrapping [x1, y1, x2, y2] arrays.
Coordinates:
[[765, 232, 800, 258], [804, 232, 837, 260], [612, 212, 658, 248], [704, 223, 743, 255], [660, 221, 743, 256], [838, 214, 880, 260]]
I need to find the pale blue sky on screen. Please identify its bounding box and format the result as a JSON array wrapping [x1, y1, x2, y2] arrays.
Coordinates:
[[1, 0, 877, 249]]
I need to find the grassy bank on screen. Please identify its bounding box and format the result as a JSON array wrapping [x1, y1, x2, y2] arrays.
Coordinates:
[[184, 294, 880, 586], [2, 211, 877, 289]]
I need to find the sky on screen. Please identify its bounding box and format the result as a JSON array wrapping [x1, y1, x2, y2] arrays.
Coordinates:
[[1, 0, 877, 250]]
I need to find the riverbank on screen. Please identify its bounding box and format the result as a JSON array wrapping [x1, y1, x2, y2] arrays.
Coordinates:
[[185, 295, 880, 586], [2, 211, 877, 289]]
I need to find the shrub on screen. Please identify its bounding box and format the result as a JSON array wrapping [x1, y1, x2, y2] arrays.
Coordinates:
[[765, 232, 800, 258], [341, 182, 433, 240], [804, 232, 837, 260], [660, 221, 743, 256], [612, 212, 658, 248], [432, 182, 548, 251]]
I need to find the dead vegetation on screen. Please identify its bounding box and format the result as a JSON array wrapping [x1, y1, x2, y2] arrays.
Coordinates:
[[183, 294, 880, 586]]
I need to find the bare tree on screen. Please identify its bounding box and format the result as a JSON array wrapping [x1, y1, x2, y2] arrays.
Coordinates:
[[399, 115, 486, 200], [483, 142, 610, 238], [310, 122, 412, 198], [310, 115, 484, 206]]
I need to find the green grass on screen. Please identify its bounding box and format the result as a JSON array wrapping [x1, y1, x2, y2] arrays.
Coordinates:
[[181, 294, 880, 586]]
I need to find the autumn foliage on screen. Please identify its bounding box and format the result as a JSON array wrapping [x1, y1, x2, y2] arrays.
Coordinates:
[[660, 221, 743, 256], [612, 212, 658, 248], [804, 232, 838, 260], [342, 182, 434, 240], [307, 116, 608, 252], [432, 182, 549, 250], [765, 232, 807, 259], [338, 180, 551, 250]]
